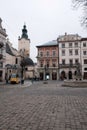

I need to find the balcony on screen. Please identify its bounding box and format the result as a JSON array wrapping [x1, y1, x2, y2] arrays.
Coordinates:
[[0, 42, 4, 48], [37, 66, 58, 70], [36, 55, 58, 58], [59, 64, 77, 68]]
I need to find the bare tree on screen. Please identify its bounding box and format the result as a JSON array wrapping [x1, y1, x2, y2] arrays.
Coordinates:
[[72, 0, 87, 27]]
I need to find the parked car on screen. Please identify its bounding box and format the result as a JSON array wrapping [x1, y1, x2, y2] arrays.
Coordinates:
[[10, 73, 20, 84]]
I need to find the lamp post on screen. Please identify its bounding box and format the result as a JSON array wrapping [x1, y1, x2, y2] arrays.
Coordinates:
[[44, 65, 47, 81], [43, 65, 48, 84], [20, 58, 26, 84]]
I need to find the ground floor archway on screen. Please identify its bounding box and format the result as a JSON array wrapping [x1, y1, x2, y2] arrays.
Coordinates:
[[52, 72, 57, 80], [83, 72, 87, 79], [60, 71, 66, 80], [40, 72, 44, 80], [68, 71, 72, 79], [0, 70, 2, 81]]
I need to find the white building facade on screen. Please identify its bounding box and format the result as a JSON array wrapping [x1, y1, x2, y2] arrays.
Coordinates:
[[0, 18, 7, 82], [81, 38, 87, 79], [58, 33, 82, 80]]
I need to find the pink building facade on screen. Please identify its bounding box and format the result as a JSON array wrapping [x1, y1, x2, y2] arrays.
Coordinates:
[[36, 40, 59, 80]]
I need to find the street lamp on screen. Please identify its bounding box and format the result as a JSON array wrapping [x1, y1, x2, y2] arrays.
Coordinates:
[[44, 65, 47, 81], [20, 58, 26, 84]]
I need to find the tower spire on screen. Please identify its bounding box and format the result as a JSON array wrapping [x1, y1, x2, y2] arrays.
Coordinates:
[[21, 24, 28, 39]]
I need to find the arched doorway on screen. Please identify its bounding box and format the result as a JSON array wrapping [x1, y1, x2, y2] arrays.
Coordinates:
[[52, 72, 57, 80], [0, 70, 2, 81], [46, 73, 50, 80], [68, 71, 72, 79], [74, 71, 77, 76], [40, 72, 43, 80], [60, 71, 66, 80]]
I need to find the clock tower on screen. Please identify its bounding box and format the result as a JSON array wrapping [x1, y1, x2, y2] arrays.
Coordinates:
[[18, 24, 30, 57]]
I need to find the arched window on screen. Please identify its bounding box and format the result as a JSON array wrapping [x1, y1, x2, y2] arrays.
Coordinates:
[[74, 71, 77, 75]]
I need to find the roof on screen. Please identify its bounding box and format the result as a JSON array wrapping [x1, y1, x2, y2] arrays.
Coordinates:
[[36, 40, 58, 47], [20, 57, 34, 66], [81, 38, 87, 41], [6, 43, 15, 56], [5, 64, 12, 68]]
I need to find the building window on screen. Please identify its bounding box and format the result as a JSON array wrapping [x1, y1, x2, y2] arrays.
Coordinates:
[[46, 51, 49, 57], [69, 43, 72, 48], [52, 63, 56, 67], [62, 50, 65, 56], [75, 49, 78, 55], [83, 51, 86, 55], [62, 59, 65, 65], [83, 42, 86, 47], [0, 62, 3, 67], [84, 59, 87, 64], [40, 52, 43, 57], [75, 59, 79, 64], [69, 50, 73, 55], [15, 58, 18, 64], [52, 51, 56, 56], [62, 43, 65, 48], [74, 42, 78, 47], [25, 68, 28, 71], [69, 59, 73, 65], [52, 59, 56, 67], [84, 68, 87, 71], [40, 62, 43, 67], [47, 61, 49, 67]]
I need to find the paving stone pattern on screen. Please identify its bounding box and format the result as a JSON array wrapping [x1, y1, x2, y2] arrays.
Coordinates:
[[0, 81, 87, 130]]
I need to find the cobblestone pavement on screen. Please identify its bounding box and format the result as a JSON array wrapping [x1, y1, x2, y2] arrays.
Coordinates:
[[0, 80, 87, 130]]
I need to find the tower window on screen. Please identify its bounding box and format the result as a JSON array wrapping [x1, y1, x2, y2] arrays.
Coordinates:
[[15, 58, 18, 64]]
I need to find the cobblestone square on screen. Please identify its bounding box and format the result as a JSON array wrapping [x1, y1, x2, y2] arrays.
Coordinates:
[[0, 81, 87, 130]]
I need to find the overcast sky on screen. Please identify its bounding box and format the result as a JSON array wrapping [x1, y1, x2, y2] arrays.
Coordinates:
[[0, 0, 87, 62]]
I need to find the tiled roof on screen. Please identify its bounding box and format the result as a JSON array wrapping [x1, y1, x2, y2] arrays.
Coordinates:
[[36, 40, 58, 47]]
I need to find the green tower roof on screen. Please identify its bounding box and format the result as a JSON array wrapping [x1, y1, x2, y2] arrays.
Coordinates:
[[21, 24, 28, 39]]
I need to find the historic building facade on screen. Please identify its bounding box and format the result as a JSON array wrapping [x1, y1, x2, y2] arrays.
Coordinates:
[[18, 24, 34, 79], [0, 18, 7, 81], [36, 40, 59, 80], [81, 38, 87, 79], [18, 24, 30, 57], [5, 24, 34, 81], [58, 33, 81, 80], [5, 39, 19, 80]]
